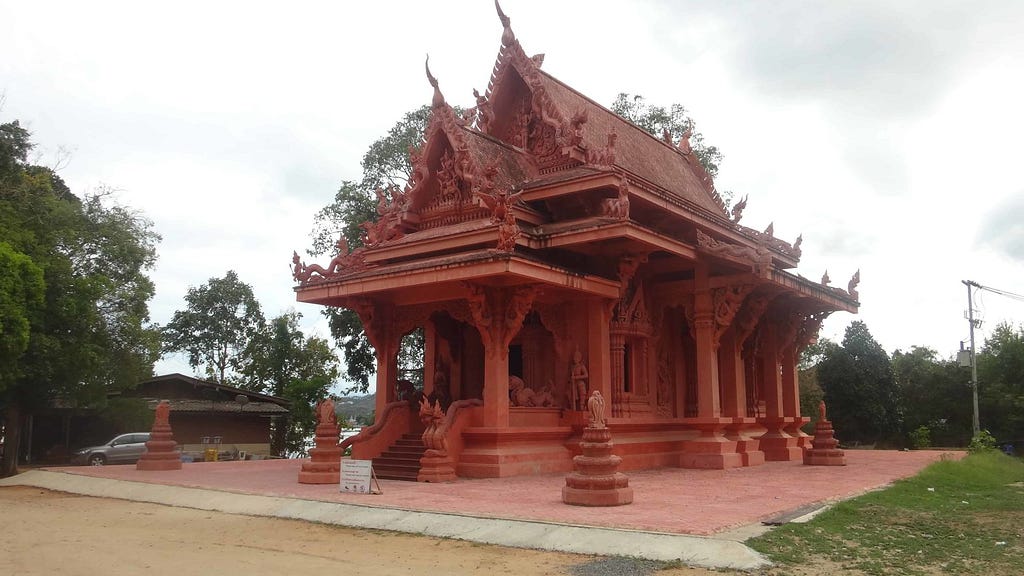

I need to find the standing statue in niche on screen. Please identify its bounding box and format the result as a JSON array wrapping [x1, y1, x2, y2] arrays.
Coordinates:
[[587, 390, 606, 428], [570, 347, 589, 411]]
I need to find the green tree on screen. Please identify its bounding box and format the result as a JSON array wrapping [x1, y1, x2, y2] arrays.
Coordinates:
[[817, 321, 903, 445], [610, 93, 724, 180], [892, 346, 971, 446], [976, 322, 1024, 444], [162, 271, 266, 385], [1, 120, 161, 477], [242, 311, 340, 456], [0, 242, 45, 392], [798, 339, 835, 432]]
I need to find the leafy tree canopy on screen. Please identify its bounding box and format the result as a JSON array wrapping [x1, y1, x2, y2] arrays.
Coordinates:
[[977, 322, 1024, 443], [162, 270, 265, 386], [1, 119, 161, 476], [242, 311, 340, 456], [816, 320, 903, 444]]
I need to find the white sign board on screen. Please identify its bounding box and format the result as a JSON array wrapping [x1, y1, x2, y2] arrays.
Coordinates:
[[340, 459, 373, 494]]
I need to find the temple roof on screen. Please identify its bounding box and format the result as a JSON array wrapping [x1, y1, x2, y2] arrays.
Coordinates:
[[529, 70, 728, 217], [290, 2, 857, 315]]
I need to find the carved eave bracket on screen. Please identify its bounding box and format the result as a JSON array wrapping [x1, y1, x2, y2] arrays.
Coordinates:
[[463, 282, 540, 358], [712, 284, 754, 346], [796, 310, 832, 353], [774, 306, 831, 357], [349, 297, 390, 352], [734, 294, 771, 346], [615, 251, 648, 296]]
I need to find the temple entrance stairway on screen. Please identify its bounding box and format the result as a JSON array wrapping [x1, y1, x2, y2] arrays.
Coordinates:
[[372, 434, 425, 481]]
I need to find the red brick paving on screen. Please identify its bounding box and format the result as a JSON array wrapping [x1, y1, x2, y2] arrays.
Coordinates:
[[47, 450, 960, 536]]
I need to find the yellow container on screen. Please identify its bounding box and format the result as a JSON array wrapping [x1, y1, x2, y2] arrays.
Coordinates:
[[204, 448, 218, 462]]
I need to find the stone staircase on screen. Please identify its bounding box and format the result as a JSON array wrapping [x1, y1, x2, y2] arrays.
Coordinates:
[[372, 433, 425, 481]]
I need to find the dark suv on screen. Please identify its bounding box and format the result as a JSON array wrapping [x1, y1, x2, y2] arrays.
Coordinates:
[[71, 433, 151, 466]]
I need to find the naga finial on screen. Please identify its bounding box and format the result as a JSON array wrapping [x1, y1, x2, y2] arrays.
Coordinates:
[[730, 194, 748, 223], [821, 270, 831, 286], [793, 233, 803, 252], [495, 0, 515, 46], [848, 269, 861, 299], [425, 54, 445, 108], [764, 222, 774, 237]]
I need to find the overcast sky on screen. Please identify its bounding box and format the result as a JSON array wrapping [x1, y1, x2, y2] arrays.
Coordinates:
[[3, 0, 1023, 391]]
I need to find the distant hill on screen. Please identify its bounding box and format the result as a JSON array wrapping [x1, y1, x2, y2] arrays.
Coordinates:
[[334, 394, 376, 426]]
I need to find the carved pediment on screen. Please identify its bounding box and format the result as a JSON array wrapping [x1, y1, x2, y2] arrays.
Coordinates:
[[480, 11, 586, 174], [612, 279, 653, 338]]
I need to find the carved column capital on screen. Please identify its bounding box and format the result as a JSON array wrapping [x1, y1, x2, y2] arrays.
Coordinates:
[[461, 282, 539, 358]]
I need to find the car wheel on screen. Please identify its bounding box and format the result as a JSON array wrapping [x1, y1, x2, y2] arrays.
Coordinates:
[[88, 454, 106, 466]]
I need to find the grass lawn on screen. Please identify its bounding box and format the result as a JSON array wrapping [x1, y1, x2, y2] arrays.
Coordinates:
[[748, 451, 1024, 575]]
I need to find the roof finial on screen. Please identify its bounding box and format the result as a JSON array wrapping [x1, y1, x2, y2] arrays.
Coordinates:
[[730, 194, 748, 223], [495, 0, 515, 46], [425, 54, 445, 108]]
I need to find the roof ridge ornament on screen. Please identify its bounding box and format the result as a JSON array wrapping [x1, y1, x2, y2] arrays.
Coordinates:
[[730, 194, 748, 223], [496, 0, 515, 47], [425, 55, 445, 108], [848, 269, 860, 300]]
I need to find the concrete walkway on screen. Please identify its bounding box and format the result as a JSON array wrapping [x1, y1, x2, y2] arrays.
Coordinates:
[[0, 450, 959, 571]]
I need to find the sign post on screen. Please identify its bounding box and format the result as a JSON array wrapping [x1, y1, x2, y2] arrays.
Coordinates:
[[340, 459, 381, 494]]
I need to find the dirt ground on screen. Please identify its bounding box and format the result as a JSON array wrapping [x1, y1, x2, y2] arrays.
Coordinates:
[[0, 486, 733, 576]]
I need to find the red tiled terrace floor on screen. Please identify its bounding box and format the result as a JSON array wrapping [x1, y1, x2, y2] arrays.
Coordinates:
[[46, 450, 959, 536]]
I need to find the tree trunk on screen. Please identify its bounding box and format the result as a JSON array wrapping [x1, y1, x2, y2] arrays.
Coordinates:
[[1, 403, 22, 478], [270, 415, 289, 457]]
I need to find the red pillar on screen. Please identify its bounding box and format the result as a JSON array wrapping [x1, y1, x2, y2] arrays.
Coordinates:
[[681, 265, 740, 469], [481, 347, 509, 428], [587, 298, 613, 411], [781, 347, 811, 447], [759, 322, 801, 461], [720, 330, 764, 466]]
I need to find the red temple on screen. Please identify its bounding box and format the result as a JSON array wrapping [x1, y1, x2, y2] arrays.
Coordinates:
[[293, 2, 858, 479]]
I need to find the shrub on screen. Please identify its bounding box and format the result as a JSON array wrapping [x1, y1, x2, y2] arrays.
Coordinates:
[[967, 429, 997, 453], [908, 425, 931, 449]]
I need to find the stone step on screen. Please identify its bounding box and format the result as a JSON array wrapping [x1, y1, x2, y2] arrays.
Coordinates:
[[375, 469, 419, 481], [373, 456, 421, 468], [378, 454, 423, 464], [386, 445, 426, 455], [394, 438, 425, 447], [371, 434, 424, 482], [372, 463, 420, 481]]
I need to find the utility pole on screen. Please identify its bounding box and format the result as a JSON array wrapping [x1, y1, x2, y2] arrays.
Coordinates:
[[963, 280, 980, 436]]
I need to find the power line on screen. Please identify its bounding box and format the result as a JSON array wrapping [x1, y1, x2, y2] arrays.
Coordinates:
[[974, 282, 1024, 303]]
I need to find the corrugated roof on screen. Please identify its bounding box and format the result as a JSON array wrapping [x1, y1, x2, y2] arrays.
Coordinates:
[[149, 399, 289, 415]]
